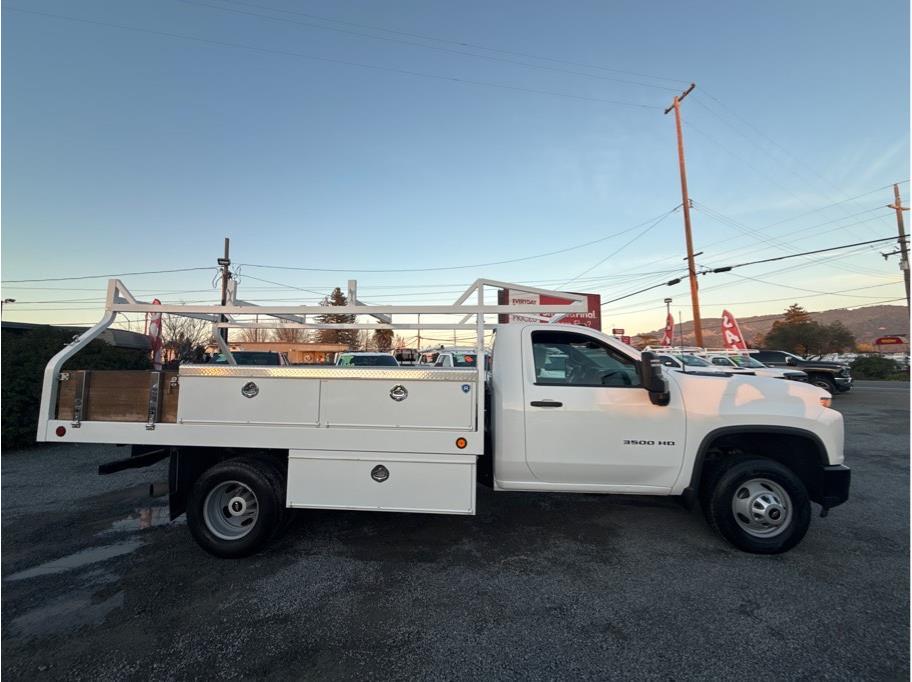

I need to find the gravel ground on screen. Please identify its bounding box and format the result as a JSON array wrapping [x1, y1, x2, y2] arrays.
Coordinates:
[[2, 381, 908, 680]]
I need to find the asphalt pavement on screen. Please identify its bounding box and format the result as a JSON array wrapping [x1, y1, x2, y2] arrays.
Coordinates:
[[2, 380, 909, 680]]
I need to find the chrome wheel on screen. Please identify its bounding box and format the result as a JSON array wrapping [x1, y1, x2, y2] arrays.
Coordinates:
[[203, 480, 259, 541], [731, 478, 792, 538]]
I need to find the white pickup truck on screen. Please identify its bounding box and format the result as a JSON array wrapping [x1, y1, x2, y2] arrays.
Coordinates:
[[37, 279, 850, 558]]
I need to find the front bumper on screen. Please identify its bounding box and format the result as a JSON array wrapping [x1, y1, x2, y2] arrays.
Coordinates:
[[817, 464, 851, 509], [834, 376, 853, 392]]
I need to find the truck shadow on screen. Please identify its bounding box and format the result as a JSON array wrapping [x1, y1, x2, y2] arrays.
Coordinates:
[[273, 485, 710, 571]]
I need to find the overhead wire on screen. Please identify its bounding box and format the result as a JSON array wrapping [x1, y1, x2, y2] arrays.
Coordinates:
[[181, 0, 680, 93], [5, 7, 662, 111], [206, 0, 690, 86]]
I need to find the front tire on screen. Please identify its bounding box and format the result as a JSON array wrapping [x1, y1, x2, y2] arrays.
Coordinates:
[[810, 374, 837, 393], [187, 457, 285, 558], [704, 458, 811, 554]]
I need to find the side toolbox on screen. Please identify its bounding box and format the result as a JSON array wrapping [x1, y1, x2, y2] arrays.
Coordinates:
[[287, 450, 477, 514]]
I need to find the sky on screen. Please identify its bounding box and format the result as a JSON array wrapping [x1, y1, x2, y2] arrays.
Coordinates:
[[2, 0, 909, 343]]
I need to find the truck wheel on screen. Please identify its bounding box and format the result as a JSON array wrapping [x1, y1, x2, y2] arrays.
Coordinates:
[[810, 374, 837, 393], [704, 458, 811, 554], [187, 457, 284, 558]]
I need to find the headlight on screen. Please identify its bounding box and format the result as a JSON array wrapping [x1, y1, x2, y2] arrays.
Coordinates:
[[820, 396, 832, 408]]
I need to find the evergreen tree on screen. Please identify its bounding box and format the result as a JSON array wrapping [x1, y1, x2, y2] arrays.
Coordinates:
[[316, 288, 359, 349]]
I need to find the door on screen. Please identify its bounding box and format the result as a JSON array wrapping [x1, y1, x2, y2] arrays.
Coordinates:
[[522, 328, 686, 490]]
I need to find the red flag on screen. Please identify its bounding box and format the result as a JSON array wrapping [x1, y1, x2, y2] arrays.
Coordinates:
[[660, 313, 674, 347], [721, 309, 747, 350], [148, 298, 163, 370]]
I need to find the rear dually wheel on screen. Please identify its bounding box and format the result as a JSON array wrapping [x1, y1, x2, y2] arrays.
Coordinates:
[[187, 457, 286, 558]]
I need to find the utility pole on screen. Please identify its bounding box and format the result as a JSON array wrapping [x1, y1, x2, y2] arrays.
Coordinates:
[[664, 83, 703, 347], [218, 237, 231, 342], [417, 313, 421, 350], [887, 184, 910, 308]]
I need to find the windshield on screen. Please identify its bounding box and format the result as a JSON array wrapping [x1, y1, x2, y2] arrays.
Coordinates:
[[729, 355, 766, 368], [214, 352, 281, 366], [678, 354, 712, 367], [339, 355, 398, 366]]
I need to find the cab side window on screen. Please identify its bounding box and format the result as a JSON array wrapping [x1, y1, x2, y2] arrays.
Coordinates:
[[531, 331, 640, 388]]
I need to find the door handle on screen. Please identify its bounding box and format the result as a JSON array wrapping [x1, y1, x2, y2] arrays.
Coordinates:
[[530, 400, 563, 407]]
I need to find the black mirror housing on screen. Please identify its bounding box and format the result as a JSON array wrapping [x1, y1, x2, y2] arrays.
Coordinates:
[[640, 351, 670, 406]]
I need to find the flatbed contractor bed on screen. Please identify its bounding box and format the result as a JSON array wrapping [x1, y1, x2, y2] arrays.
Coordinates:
[[38, 277, 849, 557]]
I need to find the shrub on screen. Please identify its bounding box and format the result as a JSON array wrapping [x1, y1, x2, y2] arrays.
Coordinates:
[[1, 327, 151, 449], [850, 355, 906, 380]]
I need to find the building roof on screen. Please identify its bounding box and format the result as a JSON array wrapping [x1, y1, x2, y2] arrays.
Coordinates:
[[1, 321, 151, 350]]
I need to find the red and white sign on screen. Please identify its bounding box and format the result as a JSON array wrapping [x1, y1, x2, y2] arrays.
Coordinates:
[[874, 336, 905, 345], [498, 290, 602, 330], [660, 313, 674, 347], [620, 335, 632, 345], [148, 298, 163, 370], [721, 309, 748, 350]]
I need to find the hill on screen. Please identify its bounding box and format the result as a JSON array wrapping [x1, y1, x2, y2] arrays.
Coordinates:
[[634, 305, 908, 348]]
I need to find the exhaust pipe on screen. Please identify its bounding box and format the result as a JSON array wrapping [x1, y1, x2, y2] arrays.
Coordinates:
[[149, 481, 169, 498]]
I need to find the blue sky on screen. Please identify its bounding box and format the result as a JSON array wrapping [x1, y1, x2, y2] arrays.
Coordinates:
[[2, 0, 909, 338]]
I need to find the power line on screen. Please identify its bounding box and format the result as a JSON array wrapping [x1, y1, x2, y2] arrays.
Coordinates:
[[561, 206, 679, 287], [0, 266, 215, 284], [6, 7, 662, 111], [238, 207, 682, 273], [709, 236, 905, 273], [181, 0, 680, 93], [207, 0, 690, 86]]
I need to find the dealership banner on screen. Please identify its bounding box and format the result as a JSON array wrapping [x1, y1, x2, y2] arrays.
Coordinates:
[[498, 289, 602, 329], [148, 298, 163, 370], [721, 309, 748, 350], [660, 313, 674, 346]]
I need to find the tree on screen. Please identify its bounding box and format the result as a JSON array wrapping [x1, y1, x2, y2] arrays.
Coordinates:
[[162, 315, 212, 364], [820, 321, 855, 353], [393, 335, 409, 350], [315, 288, 359, 349], [763, 322, 825, 356], [374, 328, 394, 352], [782, 303, 812, 325], [272, 326, 310, 344], [763, 305, 856, 356]]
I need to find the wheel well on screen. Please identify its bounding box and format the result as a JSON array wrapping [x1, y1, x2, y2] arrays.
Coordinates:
[[168, 447, 287, 520], [692, 430, 828, 505]]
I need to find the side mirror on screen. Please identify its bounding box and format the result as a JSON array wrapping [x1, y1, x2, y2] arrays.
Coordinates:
[[640, 352, 670, 407]]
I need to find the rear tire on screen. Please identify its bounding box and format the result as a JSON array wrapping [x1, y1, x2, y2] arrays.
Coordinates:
[[187, 457, 285, 558], [704, 458, 811, 554]]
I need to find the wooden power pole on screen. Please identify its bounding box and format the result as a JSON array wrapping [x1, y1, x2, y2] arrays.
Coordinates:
[[887, 184, 910, 309], [664, 83, 704, 347], [218, 237, 231, 342]]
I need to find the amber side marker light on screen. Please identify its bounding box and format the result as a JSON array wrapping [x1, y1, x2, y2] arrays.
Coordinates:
[[55, 426, 67, 437], [820, 397, 832, 408], [455, 437, 467, 449]]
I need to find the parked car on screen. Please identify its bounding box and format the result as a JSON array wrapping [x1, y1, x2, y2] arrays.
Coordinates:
[[654, 353, 731, 375], [392, 348, 420, 366], [433, 349, 491, 370], [335, 352, 399, 367], [753, 351, 852, 393], [213, 351, 287, 366], [703, 353, 809, 382]]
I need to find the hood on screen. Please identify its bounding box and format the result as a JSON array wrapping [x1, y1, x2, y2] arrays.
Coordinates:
[[797, 359, 847, 369], [666, 370, 832, 416]]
